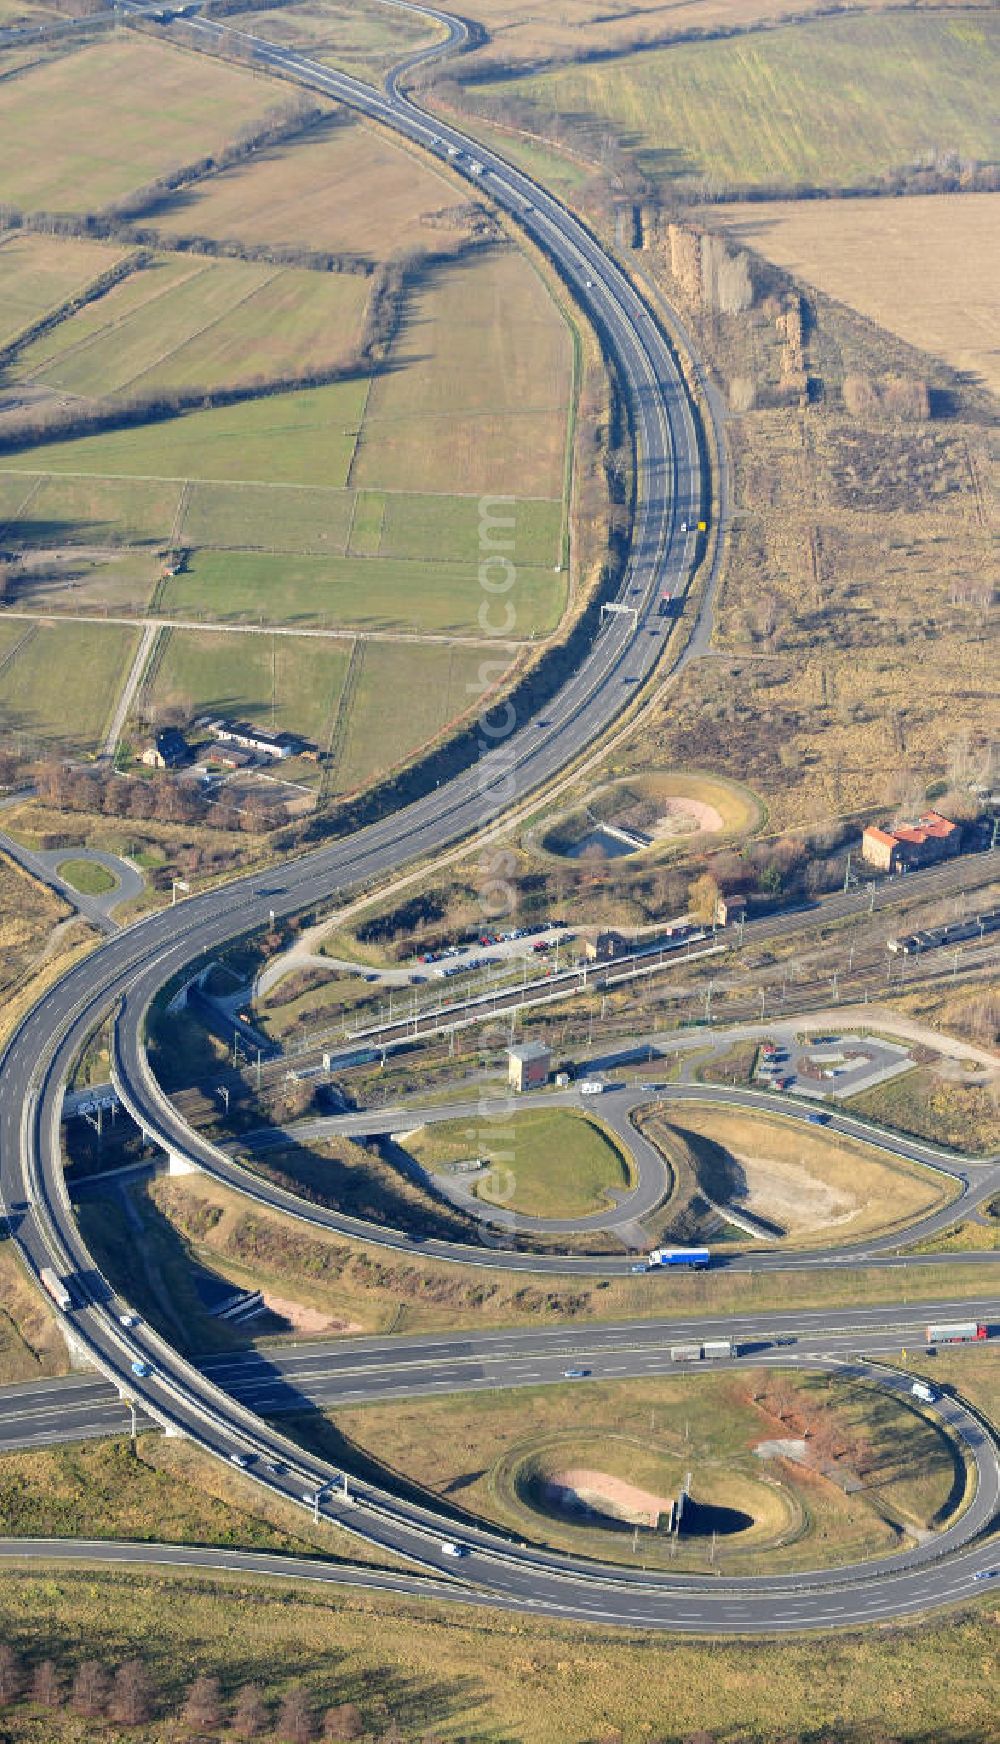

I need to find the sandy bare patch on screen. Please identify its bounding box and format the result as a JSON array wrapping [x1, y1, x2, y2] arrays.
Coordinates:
[[651, 796, 725, 840], [756, 1439, 808, 1463], [930, 1056, 999, 1087], [547, 1467, 672, 1527], [260, 1292, 361, 1335], [731, 1153, 858, 1236]]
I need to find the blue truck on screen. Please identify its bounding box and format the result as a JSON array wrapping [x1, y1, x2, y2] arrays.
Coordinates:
[[645, 1248, 710, 1271]]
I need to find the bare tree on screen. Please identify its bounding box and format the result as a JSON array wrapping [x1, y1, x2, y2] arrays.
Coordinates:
[[687, 872, 721, 925], [232, 1684, 271, 1739], [110, 1658, 155, 1725], [31, 1659, 63, 1709], [71, 1661, 109, 1718], [0, 1645, 23, 1705], [761, 1377, 798, 1426], [277, 1683, 317, 1741], [323, 1703, 365, 1740], [181, 1672, 224, 1732]]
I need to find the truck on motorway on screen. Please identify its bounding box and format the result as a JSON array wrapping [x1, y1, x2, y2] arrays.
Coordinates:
[[647, 1247, 710, 1270], [925, 1321, 987, 1345], [670, 1339, 737, 1363], [39, 1266, 71, 1311], [702, 1339, 735, 1360]]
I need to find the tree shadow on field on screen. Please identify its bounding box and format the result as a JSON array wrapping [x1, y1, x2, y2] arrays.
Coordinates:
[[0, 1597, 506, 1739]]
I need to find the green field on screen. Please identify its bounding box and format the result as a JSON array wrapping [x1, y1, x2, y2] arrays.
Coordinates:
[[0, 35, 576, 797], [0, 620, 138, 751], [55, 857, 117, 896], [177, 478, 352, 555], [13, 254, 368, 398], [3, 472, 562, 571], [2, 470, 183, 547], [354, 249, 574, 498], [158, 546, 563, 634], [2, 382, 370, 488], [0, 37, 280, 211], [0, 231, 126, 348], [143, 629, 518, 784], [405, 1109, 632, 1219], [147, 627, 351, 748], [490, 10, 1000, 191], [333, 640, 504, 791]]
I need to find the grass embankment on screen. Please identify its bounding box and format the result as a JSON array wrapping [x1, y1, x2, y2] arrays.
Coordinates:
[[0, 849, 71, 994], [329, 1367, 960, 1576], [0, 914, 96, 1058], [900, 1344, 1000, 1426], [238, 1134, 483, 1250], [78, 1171, 1000, 1349], [0, 1436, 405, 1572], [0, 1247, 68, 1386], [908, 1199, 1000, 1257], [403, 1109, 632, 1220], [0, 1559, 997, 1742], [257, 966, 382, 1042], [849, 1066, 999, 1158]]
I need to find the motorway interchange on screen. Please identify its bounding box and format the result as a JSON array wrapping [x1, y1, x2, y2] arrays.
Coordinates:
[[0, 0, 997, 1635]]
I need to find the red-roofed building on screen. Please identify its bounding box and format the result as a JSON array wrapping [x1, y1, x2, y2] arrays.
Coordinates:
[[861, 810, 961, 873]]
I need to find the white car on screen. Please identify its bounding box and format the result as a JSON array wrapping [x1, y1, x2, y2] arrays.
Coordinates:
[[440, 1541, 469, 1558], [119, 1312, 140, 1329]]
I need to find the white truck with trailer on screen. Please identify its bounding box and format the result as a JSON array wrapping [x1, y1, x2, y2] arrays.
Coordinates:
[[924, 1321, 987, 1346], [39, 1266, 71, 1311], [670, 1339, 738, 1363]]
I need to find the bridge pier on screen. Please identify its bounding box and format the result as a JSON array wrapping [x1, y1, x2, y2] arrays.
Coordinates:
[[62, 1326, 99, 1373], [167, 1150, 202, 1177]]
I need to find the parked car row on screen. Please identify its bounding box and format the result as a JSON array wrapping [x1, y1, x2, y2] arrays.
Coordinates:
[[420, 921, 568, 967]]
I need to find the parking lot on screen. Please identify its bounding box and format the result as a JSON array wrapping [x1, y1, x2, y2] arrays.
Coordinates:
[[755, 1032, 914, 1100]]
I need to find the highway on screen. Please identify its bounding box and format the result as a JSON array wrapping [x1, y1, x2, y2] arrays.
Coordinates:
[[0, 0, 996, 1632], [3, 1299, 1000, 1453]]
